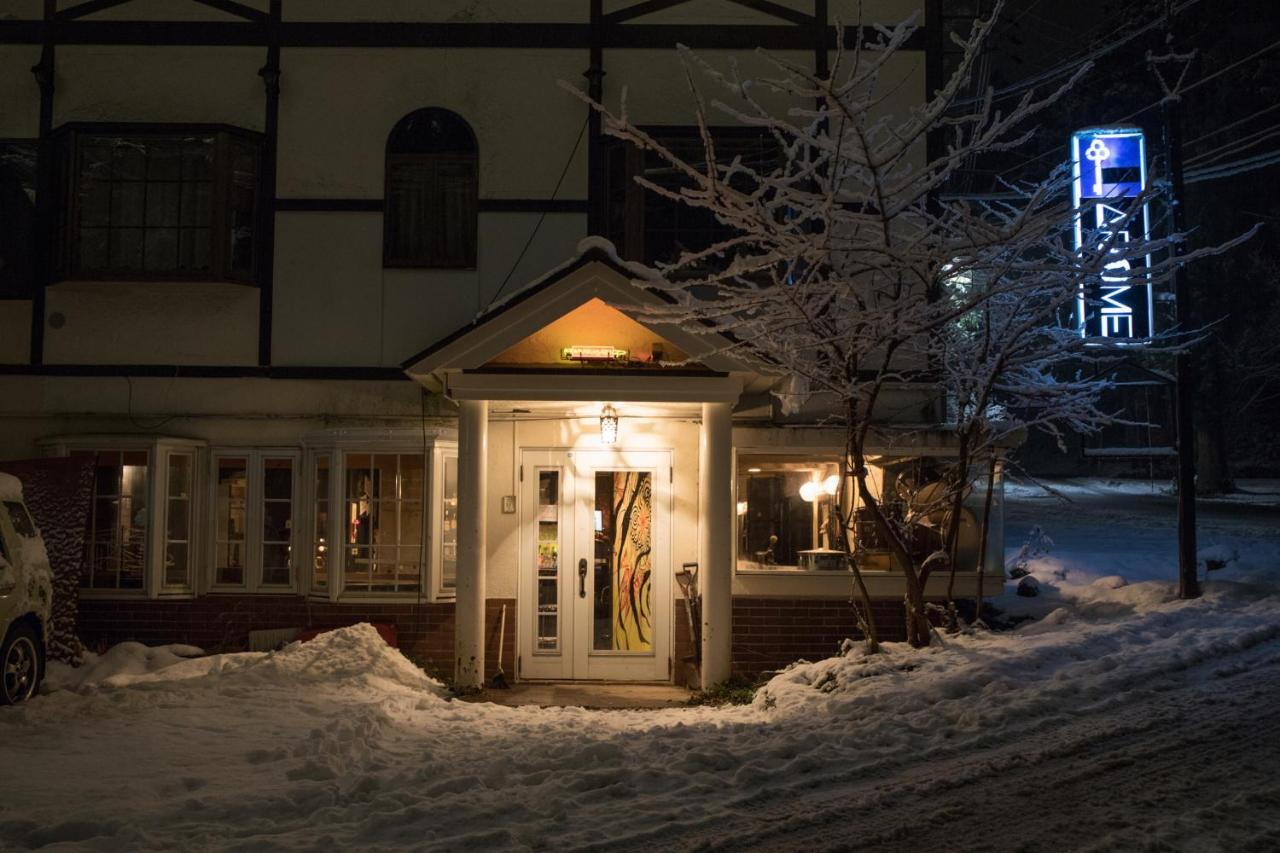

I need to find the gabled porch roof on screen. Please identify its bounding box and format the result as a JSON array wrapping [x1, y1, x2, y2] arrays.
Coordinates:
[[401, 241, 764, 402]]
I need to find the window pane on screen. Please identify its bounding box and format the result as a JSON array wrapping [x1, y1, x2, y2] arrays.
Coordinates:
[[261, 458, 293, 587], [593, 471, 652, 652], [313, 454, 330, 591], [214, 457, 248, 587], [441, 454, 457, 589], [263, 458, 292, 500], [736, 455, 845, 571], [145, 181, 180, 226], [262, 544, 290, 586], [164, 543, 188, 587], [111, 181, 144, 227], [144, 228, 179, 272], [167, 453, 192, 497], [111, 227, 144, 269]]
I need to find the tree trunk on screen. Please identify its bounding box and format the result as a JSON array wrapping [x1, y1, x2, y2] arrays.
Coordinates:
[[973, 453, 998, 628]]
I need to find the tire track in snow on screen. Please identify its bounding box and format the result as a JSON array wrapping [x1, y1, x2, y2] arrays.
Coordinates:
[[673, 641, 1280, 852]]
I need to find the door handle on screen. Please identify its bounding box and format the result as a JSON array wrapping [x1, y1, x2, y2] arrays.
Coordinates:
[[578, 558, 588, 598]]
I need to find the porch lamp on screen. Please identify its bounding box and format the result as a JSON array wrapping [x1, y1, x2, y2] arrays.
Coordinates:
[[599, 405, 619, 446]]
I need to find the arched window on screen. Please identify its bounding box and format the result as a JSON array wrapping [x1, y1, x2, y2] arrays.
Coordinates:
[[383, 108, 478, 269]]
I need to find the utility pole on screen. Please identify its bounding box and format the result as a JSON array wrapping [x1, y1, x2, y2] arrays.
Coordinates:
[[1156, 0, 1200, 599]]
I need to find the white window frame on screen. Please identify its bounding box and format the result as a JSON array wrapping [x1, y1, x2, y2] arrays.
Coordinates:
[[206, 448, 301, 595], [430, 443, 458, 601], [39, 435, 206, 599], [303, 431, 455, 603], [732, 446, 853, 576]]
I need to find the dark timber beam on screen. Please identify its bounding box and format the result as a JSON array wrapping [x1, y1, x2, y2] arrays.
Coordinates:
[[56, 0, 133, 20], [256, 0, 281, 367], [726, 0, 815, 26], [0, 21, 929, 52], [586, 0, 605, 237], [28, 0, 55, 367], [190, 0, 268, 22]]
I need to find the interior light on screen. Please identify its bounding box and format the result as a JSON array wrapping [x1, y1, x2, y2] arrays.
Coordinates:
[[736, 501, 749, 516], [747, 467, 762, 473], [824, 474, 840, 495], [599, 404, 619, 446], [799, 480, 821, 502]]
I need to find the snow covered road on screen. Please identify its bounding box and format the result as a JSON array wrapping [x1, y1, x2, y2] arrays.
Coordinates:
[[2, 480, 1279, 852]]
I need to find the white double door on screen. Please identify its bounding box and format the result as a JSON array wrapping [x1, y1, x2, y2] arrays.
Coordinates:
[[519, 448, 671, 681]]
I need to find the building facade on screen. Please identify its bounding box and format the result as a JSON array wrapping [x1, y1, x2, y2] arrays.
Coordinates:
[[0, 0, 998, 688]]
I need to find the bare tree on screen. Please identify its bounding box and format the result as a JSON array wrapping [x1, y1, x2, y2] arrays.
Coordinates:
[[568, 2, 1249, 648]]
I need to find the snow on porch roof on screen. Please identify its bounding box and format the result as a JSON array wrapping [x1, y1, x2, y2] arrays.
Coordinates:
[[401, 238, 758, 378]]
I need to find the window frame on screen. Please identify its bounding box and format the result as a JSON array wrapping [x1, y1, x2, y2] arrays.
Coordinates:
[[605, 125, 781, 267], [40, 435, 205, 599], [732, 446, 859, 577], [381, 109, 479, 270], [49, 122, 263, 285], [305, 436, 456, 603], [206, 448, 302, 595]]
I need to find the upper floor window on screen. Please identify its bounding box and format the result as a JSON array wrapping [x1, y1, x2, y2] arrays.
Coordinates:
[[383, 108, 478, 269], [604, 127, 779, 272], [0, 142, 36, 300], [52, 125, 261, 283]]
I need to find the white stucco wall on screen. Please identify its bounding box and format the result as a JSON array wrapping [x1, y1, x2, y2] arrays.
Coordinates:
[[43, 282, 260, 366]]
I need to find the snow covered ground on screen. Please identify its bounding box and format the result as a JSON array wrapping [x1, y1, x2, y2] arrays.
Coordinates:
[[2, 479, 1280, 851]]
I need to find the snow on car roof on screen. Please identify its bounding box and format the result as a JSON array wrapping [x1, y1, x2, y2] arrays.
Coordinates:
[[0, 472, 23, 503]]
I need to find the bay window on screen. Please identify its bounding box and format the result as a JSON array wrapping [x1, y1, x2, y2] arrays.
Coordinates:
[[51, 124, 261, 283]]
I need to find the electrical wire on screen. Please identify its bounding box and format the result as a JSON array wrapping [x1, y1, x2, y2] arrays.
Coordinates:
[[484, 114, 589, 312]]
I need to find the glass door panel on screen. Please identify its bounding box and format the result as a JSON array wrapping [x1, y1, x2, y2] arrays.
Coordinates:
[[592, 470, 654, 653]]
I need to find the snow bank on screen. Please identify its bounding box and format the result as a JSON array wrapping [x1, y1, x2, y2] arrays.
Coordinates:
[[758, 578, 1280, 727], [46, 623, 447, 697]]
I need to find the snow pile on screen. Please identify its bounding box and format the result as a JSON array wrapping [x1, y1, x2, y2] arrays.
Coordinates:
[[757, 578, 1280, 727], [46, 624, 447, 697], [45, 641, 205, 691]]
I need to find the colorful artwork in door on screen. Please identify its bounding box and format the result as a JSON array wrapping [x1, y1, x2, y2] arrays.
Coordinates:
[[602, 471, 653, 651]]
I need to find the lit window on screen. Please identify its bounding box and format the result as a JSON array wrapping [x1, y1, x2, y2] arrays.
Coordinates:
[[342, 453, 425, 594], [312, 454, 330, 593], [78, 450, 150, 591], [209, 451, 297, 592], [737, 454, 849, 572]]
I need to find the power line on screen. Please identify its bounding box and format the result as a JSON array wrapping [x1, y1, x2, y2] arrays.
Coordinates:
[[1185, 146, 1280, 184], [1184, 101, 1280, 149]]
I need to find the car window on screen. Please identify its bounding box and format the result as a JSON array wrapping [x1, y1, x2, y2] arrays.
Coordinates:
[[3, 501, 36, 539]]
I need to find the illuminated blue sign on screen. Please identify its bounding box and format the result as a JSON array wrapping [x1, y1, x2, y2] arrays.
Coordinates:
[[1071, 127, 1153, 339]]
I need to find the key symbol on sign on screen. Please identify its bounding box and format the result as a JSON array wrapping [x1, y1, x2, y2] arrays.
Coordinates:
[[1085, 138, 1110, 195]]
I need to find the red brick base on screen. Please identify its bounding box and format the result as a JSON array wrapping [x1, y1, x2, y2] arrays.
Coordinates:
[[731, 597, 911, 680], [76, 596, 516, 685]]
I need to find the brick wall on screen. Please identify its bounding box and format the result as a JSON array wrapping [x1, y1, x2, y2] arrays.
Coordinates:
[[731, 597, 910, 680], [77, 596, 516, 685]]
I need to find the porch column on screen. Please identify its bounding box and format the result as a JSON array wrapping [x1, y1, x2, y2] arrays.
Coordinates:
[[455, 398, 488, 689], [699, 400, 733, 687]]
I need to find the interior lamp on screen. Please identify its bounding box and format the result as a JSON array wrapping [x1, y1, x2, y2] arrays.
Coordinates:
[[599, 405, 619, 446], [798, 480, 821, 502], [823, 474, 840, 496]]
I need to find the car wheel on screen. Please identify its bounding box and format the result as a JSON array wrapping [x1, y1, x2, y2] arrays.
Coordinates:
[[1, 623, 41, 705]]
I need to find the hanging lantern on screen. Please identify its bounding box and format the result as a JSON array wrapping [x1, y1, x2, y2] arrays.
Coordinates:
[[599, 405, 619, 446]]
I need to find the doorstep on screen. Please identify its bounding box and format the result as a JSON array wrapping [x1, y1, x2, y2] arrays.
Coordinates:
[[460, 681, 692, 710]]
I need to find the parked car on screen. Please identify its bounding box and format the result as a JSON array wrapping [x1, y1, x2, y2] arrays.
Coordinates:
[[0, 472, 52, 705]]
